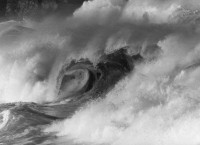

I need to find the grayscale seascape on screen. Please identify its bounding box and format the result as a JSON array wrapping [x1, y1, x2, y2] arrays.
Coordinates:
[[0, 0, 200, 145]]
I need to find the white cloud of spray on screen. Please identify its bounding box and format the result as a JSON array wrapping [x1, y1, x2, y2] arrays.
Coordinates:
[[43, 0, 200, 145], [0, 21, 68, 103]]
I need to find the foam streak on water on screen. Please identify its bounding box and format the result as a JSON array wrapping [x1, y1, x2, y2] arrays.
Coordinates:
[[0, 110, 10, 130]]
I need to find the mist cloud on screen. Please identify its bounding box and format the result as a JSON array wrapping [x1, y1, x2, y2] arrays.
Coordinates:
[[42, 0, 200, 145]]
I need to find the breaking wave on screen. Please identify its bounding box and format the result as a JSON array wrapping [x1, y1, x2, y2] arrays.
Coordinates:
[[1, 0, 200, 144]]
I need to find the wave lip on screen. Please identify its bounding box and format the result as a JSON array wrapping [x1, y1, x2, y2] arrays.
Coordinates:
[[58, 69, 90, 99], [0, 110, 10, 130]]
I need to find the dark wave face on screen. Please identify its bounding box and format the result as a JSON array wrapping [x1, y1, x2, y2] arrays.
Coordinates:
[[57, 49, 142, 101]]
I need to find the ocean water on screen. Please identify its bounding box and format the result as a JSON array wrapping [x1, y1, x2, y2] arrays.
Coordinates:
[[1, 0, 200, 145]]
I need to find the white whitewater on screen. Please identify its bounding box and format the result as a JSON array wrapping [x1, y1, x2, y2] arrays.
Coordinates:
[[0, 0, 200, 145], [0, 110, 10, 130], [45, 0, 200, 145]]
